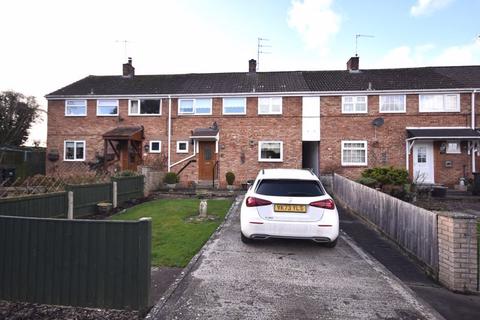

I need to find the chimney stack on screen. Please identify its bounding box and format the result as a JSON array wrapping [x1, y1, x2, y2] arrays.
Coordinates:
[[248, 59, 257, 72], [347, 56, 359, 71], [122, 57, 135, 78]]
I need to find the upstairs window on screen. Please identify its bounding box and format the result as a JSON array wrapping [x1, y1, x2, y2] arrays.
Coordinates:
[[64, 140, 85, 161], [342, 96, 367, 113], [97, 99, 119, 116], [178, 98, 212, 115], [129, 99, 161, 115], [65, 100, 87, 116], [379, 95, 406, 113], [419, 94, 460, 112], [223, 97, 246, 115], [258, 97, 282, 115], [341, 141, 367, 166]]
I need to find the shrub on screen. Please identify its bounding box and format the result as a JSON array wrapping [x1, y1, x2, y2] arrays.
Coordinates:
[[361, 166, 409, 186], [356, 177, 378, 188], [115, 170, 137, 177], [226, 171, 235, 185], [164, 172, 178, 184]]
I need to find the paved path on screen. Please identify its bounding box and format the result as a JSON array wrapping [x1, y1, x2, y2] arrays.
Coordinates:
[[153, 198, 442, 320]]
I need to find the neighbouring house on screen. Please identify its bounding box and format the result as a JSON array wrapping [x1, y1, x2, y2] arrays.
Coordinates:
[[45, 56, 480, 188]]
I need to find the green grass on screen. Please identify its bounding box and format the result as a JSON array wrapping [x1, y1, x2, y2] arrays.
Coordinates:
[[111, 199, 233, 267]]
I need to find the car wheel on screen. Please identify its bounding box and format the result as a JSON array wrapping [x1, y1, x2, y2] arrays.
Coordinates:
[[241, 232, 253, 244], [324, 238, 338, 248]]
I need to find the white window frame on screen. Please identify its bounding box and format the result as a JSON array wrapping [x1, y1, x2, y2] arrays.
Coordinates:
[[223, 97, 247, 115], [149, 140, 162, 153], [176, 141, 189, 153], [419, 94, 460, 113], [379, 95, 406, 113], [258, 141, 283, 162], [341, 96, 368, 114], [96, 99, 119, 116], [65, 99, 87, 116], [258, 97, 283, 115], [446, 141, 461, 154], [341, 140, 368, 166], [128, 99, 162, 116], [64, 140, 86, 161], [178, 98, 212, 115]]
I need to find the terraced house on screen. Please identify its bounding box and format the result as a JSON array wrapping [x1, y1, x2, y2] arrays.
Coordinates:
[[45, 57, 480, 188]]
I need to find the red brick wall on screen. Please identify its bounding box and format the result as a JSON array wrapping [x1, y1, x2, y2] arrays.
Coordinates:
[[319, 93, 472, 185], [47, 92, 475, 187], [47, 97, 302, 186]]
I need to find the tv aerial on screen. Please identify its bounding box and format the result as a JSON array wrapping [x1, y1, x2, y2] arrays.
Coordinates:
[[355, 34, 374, 57]]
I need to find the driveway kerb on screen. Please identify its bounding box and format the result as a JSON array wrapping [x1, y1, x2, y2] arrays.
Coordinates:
[[340, 231, 446, 320], [145, 195, 243, 319]]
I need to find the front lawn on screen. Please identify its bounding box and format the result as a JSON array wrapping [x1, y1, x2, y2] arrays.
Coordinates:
[[112, 199, 233, 267]]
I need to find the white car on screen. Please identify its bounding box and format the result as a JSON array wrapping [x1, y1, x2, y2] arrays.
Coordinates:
[[240, 169, 339, 247]]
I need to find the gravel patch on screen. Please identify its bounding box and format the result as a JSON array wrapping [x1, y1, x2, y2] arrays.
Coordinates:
[[0, 300, 140, 320]]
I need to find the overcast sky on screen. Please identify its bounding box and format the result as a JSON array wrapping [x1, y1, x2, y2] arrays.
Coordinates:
[[1, 0, 479, 146]]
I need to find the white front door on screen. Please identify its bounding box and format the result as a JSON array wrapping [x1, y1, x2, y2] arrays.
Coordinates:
[[413, 142, 434, 184]]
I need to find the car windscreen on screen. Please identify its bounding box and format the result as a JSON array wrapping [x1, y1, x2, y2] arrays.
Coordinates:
[[255, 179, 325, 197]]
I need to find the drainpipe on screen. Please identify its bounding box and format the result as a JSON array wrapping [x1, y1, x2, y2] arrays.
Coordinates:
[[472, 91, 477, 174], [168, 95, 172, 172]]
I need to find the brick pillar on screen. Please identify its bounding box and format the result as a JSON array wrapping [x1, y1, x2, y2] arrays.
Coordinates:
[[437, 212, 478, 292]]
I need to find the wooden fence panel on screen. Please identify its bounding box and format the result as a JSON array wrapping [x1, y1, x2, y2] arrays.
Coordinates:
[[114, 176, 144, 204], [333, 173, 438, 272], [0, 215, 151, 312], [67, 183, 112, 218], [0, 192, 67, 218]]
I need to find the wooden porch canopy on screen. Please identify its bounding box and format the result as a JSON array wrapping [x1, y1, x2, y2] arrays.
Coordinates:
[[102, 126, 145, 170]]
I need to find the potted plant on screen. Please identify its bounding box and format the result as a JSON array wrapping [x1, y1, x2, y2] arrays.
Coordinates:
[[164, 172, 178, 190], [226, 171, 235, 191]]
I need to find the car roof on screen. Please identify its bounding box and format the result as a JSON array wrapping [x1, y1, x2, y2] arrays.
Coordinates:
[[256, 169, 319, 181]]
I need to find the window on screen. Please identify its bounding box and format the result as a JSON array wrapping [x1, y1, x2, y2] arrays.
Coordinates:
[[178, 98, 212, 115], [417, 147, 427, 163], [223, 97, 246, 115], [97, 99, 118, 116], [65, 100, 87, 116], [64, 140, 85, 161], [419, 94, 460, 112], [129, 99, 161, 115], [341, 141, 367, 166], [379, 95, 406, 113], [149, 141, 161, 153], [256, 180, 324, 197], [258, 141, 283, 162], [342, 96, 367, 113], [177, 141, 189, 153], [446, 141, 461, 154], [258, 97, 282, 115]]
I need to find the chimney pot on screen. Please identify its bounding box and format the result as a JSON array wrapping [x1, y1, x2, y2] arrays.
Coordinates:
[[347, 56, 359, 71], [249, 59, 257, 73], [123, 58, 135, 78]]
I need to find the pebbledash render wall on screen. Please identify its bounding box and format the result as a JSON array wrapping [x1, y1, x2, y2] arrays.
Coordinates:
[[47, 93, 480, 187], [320, 93, 480, 187]]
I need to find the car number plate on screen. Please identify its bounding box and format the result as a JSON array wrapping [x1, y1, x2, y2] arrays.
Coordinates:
[[274, 204, 307, 213]]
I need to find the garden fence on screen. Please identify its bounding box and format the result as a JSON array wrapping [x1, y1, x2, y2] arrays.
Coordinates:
[[0, 215, 151, 312], [332, 173, 439, 273], [0, 175, 144, 218]]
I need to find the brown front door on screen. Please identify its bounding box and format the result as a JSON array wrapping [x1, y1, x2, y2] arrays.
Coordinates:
[[198, 141, 216, 180]]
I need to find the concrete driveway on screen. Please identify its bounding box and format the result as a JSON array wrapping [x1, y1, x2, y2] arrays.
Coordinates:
[[150, 197, 442, 320]]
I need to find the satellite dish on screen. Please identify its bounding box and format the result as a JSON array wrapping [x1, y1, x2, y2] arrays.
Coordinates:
[[372, 117, 384, 127]]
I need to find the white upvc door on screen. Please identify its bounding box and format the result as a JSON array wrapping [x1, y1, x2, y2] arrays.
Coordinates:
[[302, 97, 320, 141], [413, 142, 434, 184]]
